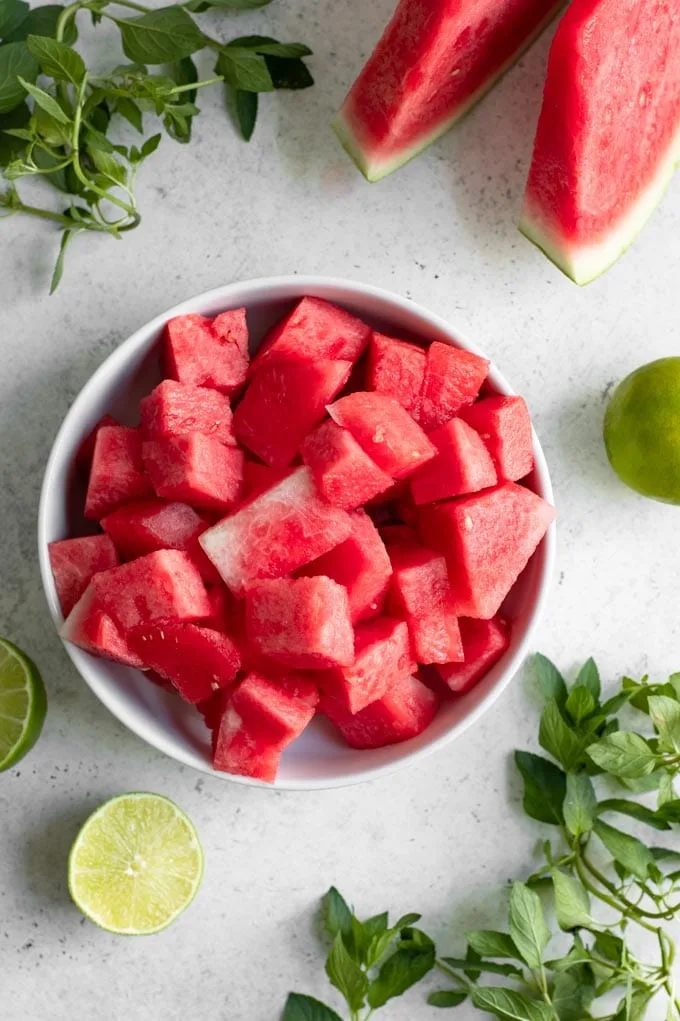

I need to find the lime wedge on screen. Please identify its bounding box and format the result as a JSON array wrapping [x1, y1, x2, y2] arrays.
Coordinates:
[[68, 792, 204, 935], [0, 638, 47, 772]]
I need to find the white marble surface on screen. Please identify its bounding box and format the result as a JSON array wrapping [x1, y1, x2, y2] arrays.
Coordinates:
[[1, 2, 680, 1018]]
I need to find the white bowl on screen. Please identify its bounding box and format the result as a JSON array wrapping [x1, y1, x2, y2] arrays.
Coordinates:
[[38, 277, 555, 790]]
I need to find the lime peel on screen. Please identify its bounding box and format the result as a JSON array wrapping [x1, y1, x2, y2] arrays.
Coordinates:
[[0, 638, 47, 771]]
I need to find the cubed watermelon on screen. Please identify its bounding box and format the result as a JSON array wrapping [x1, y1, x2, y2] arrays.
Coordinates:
[[60, 585, 143, 666], [321, 616, 415, 714], [298, 510, 392, 624], [199, 467, 352, 596], [459, 396, 534, 482], [234, 359, 352, 468], [387, 544, 463, 665], [246, 576, 354, 668], [165, 309, 249, 394], [84, 426, 153, 520], [436, 616, 510, 694], [140, 380, 235, 446], [201, 585, 233, 633], [101, 498, 207, 560], [419, 483, 555, 618], [328, 392, 436, 479], [416, 342, 490, 431], [301, 420, 393, 510], [143, 435, 243, 512], [90, 549, 211, 631], [212, 672, 319, 781], [410, 418, 497, 505], [242, 461, 291, 501], [250, 297, 371, 374], [324, 671, 439, 749], [48, 534, 119, 617], [128, 623, 240, 703], [76, 413, 118, 472], [365, 332, 426, 412]]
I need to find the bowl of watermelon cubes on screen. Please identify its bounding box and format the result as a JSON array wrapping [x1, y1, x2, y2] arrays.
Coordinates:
[[38, 277, 555, 788]]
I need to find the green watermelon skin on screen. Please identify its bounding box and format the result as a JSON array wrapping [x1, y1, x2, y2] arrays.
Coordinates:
[[520, 0, 680, 284]]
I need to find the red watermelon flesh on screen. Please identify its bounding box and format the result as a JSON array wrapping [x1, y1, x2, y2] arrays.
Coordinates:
[[387, 544, 463, 665], [76, 414, 118, 472], [234, 359, 352, 469], [324, 672, 439, 749], [250, 297, 371, 374], [101, 498, 207, 560], [201, 585, 233, 633], [301, 419, 393, 510], [321, 616, 415, 715], [419, 483, 555, 618], [460, 396, 533, 482], [242, 461, 291, 501], [520, 0, 680, 285], [333, 0, 562, 182], [379, 524, 419, 547], [142, 435, 243, 512], [437, 616, 510, 695], [416, 342, 490, 431], [60, 585, 143, 666], [140, 380, 235, 446], [246, 576, 354, 669], [410, 418, 497, 505], [128, 623, 240, 703], [84, 426, 152, 520], [328, 392, 436, 479], [48, 534, 119, 617], [90, 549, 211, 631], [298, 510, 392, 624], [366, 332, 426, 412], [165, 309, 249, 394]]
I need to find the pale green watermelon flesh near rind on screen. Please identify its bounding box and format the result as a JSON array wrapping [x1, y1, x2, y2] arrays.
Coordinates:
[[520, 0, 680, 284], [333, 0, 564, 183]]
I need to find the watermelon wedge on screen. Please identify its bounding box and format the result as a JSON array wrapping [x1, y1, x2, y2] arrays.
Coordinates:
[[520, 0, 680, 284], [333, 0, 563, 182]]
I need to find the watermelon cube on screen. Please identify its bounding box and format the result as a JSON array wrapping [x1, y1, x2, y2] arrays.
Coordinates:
[[324, 671, 439, 749], [321, 616, 415, 714], [366, 332, 426, 412], [165, 309, 249, 394], [142, 435, 243, 512], [459, 396, 534, 482], [387, 544, 463, 665], [410, 418, 497, 505], [84, 426, 153, 520], [101, 498, 207, 560], [90, 549, 211, 631], [234, 359, 352, 468], [60, 585, 143, 666], [201, 585, 233, 633], [76, 414, 118, 472], [246, 576, 354, 669], [48, 534, 119, 617], [199, 467, 352, 596], [128, 623, 240, 703], [301, 420, 393, 510], [328, 392, 436, 479], [140, 380, 235, 446], [419, 483, 555, 618], [298, 510, 392, 624], [242, 461, 291, 501], [416, 342, 490, 431], [436, 616, 510, 695], [213, 672, 319, 782], [250, 297, 371, 374]]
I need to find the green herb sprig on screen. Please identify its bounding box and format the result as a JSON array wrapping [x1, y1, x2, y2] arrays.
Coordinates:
[[285, 656, 680, 1021], [0, 0, 313, 290]]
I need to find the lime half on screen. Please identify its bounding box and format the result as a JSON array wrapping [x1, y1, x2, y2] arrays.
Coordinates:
[[0, 638, 47, 772], [68, 792, 204, 935]]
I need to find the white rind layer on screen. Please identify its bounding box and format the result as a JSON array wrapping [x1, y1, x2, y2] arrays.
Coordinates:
[[332, 4, 562, 183], [520, 123, 680, 285]]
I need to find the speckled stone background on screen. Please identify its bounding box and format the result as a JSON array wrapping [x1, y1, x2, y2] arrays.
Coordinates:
[[1, 2, 679, 1018]]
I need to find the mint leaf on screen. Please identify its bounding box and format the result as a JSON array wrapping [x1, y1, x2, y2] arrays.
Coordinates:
[[563, 772, 596, 837], [466, 930, 521, 960], [597, 798, 672, 831], [322, 887, 354, 943], [201, 0, 273, 7], [234, 88, 257, 140], [116, 96, 143, 132], [593, 819, 656, 881], [216, 46, 274, 92], [552, 870, 592, 930], [0, 99, 29, 164], [5, 4, 78, 44], [118, 8, 204, 65], [325, 932, 367, 1013], [0, 41, 37, 112], [283, 994, 343, 1021], [514, 751, 566, 825], [566, 685, 595, 724], [367, 929, 435, 1008], [575, 658, 601, 700], [534, 654, 567, 707], [164, 55, 197, 142], [471, 986, 553, 1021], [428, 991, 468, 1008], [49, 227, 76, 293], [594, 931, 624, 963], [441, 956, 523, 978], [539, 700, 582, 770], [26, 35, 85, 84], [648, 695, 680, 753], [587, 732, 657, 778], [265, 55, 313, 90], [226, 35, 312, 59], [19, 77, 70, 123], [551, 968, 595, 1021], [508, 882, 550, 969], [0, 0, 28, 39]]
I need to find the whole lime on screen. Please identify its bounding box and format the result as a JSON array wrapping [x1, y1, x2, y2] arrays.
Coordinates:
[[604, 357, 680, 504]]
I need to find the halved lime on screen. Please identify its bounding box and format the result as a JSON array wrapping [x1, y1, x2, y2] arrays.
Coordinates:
[[0, 638, 47, 772], [68, 792, 204, 935]]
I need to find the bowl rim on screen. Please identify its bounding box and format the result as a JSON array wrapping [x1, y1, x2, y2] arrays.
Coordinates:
[[38, 275, 556, 791]]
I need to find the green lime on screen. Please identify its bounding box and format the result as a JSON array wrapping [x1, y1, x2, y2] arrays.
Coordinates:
[[68, 792, 204, 935], [0, 638, 47, 772], [604, 357, 680, 504]]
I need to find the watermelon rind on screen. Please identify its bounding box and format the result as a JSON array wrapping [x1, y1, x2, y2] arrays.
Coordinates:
[[331, 3, 563, 184]]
